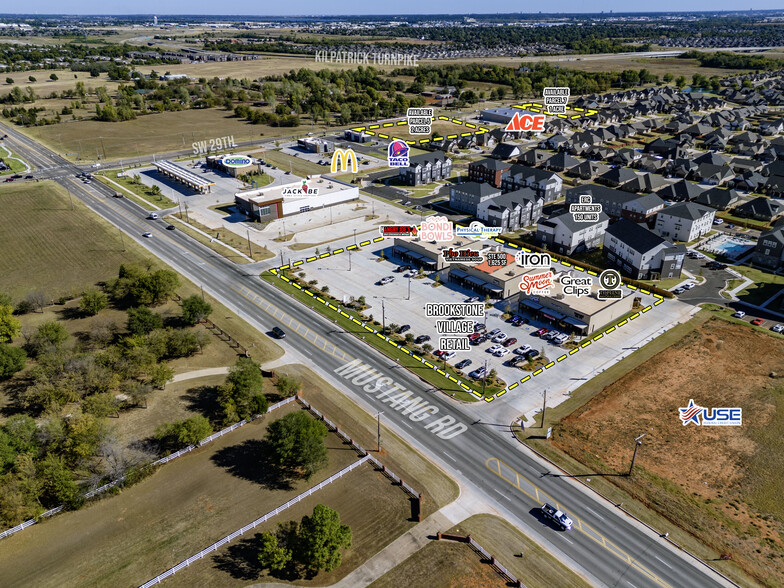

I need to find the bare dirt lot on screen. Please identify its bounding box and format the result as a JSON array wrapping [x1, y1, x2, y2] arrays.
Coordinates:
[[552, 315, 784, 587]]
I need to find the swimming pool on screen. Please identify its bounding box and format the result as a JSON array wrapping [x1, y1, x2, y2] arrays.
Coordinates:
[[703, 234, 756, 259]]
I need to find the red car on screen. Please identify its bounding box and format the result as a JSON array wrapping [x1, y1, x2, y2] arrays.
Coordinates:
[[468, 332, 481, 341], [503, 337, 518, 347], [535, 328, 549, 337], [751, 318, 765, 326], [433, 350, 445, 357]]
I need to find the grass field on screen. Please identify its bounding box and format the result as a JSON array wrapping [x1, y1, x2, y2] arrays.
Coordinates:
[[732, 265, 784, 307], [165, 461, 415, 587], [261, 148, 328, 177], [168, 213, 274, 263], [369, 537, 505, 588], [0, 145, 28, 175], [0, 181, 148, 301], [522, 310, 783, 588], [98, 169, 177, 209], [0, 405, 366, 587]]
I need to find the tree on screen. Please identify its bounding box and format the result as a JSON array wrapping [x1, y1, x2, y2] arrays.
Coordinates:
[[79, 289, 108, 316], [149, 184, 161, 196], [82, 392, 118, 418], [147, 363, 173, 389], [29, 321, 68, 356], [0, 305, 21, 342], [663, 73, 674, 83], [25, 290, 47, 313], [49, 73, 58, 81], [218, 357, 267, 423], [0, 343, 26, 378], [257, 531, 293, 572], [265, 411, 328, 479], [127, 306, 164, 335], [154, 415, 213, 453], [28, 76, 36, 83], [5, 77, 13, 85], [297, 504, 352, 574], [274, 374, 301, 398], [181, 295, 212, 325], [37, 453, 82, 508], [675, 75, 687, 89]]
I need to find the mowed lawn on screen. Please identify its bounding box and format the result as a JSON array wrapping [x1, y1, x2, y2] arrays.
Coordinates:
[[166, 461, 416, 587], [0, 405, 362, 588], [0, 181, 147, 301]]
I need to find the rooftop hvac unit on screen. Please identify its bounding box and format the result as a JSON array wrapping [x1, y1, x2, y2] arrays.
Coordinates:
[[556, 294, 565, 299]]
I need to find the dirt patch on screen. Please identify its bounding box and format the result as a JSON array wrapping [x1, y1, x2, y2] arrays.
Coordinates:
[[553, 316, 784, 586]]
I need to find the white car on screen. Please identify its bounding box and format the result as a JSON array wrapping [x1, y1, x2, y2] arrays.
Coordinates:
[[732, 311, 746, 318], [487, 328, 502, 338], [771, 324, 784, 333], [713, 218, 724, 225], [514, 344, 532, 355], [541, 330, 558, 340], [142, 232, 153, 238], [492, 333, 508, 343], [91, 163, 101, 168], [488, 344, 503, 354], [442, 351, 456, 360], [493, 348, 510, 357], [553, 333, 569, 344]]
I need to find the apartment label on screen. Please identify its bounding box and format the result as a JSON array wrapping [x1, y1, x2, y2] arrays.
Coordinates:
[[543, 87, 570, 115], [569, 194, 602, 222], [407, 107, 433, 135], [425, 303, 484, 318], [561, 275, 591, 297]]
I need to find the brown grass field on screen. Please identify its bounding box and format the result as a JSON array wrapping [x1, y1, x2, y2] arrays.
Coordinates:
[[0, 405, 365, 588], [165, 461, 415, 587], [547, 314, 784, 587]]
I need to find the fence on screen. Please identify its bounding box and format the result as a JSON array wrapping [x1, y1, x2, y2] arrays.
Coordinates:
[[296, 397, 424, 518], [437, 532, 526, 588], [0, 397, 297, 542], [138, 455, 371, 588]]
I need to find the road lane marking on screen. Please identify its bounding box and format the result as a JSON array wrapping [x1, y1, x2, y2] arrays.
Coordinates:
[[486, 457, 672, 588], [493, 488, 511, 501], [654, 556, 673, 569], [444, 452, 457, 462]]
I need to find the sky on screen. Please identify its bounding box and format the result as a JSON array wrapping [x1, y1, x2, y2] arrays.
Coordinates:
[[4, 2, 784, 16]]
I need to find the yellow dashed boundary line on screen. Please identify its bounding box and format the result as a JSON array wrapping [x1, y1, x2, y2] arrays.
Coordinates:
[[347, 116, 490, 145]]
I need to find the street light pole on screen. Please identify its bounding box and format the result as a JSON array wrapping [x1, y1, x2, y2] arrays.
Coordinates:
[[481, 359, 488, 396], [247, 229, 253, 257], [629, 434, 646, 476], [407, 276, 411, 300], [377, 411, 383, 452], [348, 249, 352, 271], [541, 388, 548, 428], [353, 228, 357, 246], [382, 299, 386, 335]]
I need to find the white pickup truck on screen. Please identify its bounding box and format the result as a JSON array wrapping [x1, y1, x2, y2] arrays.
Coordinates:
[[541, 503, 573, 531]]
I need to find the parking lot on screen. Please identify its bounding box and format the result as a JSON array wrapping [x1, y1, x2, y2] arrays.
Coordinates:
[[301, 239, 660, 393]]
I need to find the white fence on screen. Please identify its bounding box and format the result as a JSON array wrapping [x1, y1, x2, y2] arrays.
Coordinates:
[[0, 396, 297, 542], [138, 455, 370, 588]]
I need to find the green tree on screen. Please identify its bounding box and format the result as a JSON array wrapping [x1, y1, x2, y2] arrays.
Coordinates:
[[265, 411, 328, 479], [79, 289, 108, 316], [154, 415, 213, 453], [49, 73, 58, 81], [0, 343, 26, 378], [257, 531, 293, 571], [82, 392, 118, 418], [0, 305, 21, 342], [60, 413, 108, 465], [675, 75, 687, 89], [147, 362, 174, 389], [181, 295, 212, 325], [127, 306, 164, 335], [5, 77, 13, 85], [218, 357, 267, 423], [297, 504, 352, 574], [29, 321, 68, 356], [28, 76, 36, 83], [37, 453, 82, 508], [274, 374, 301, 398], [663, 73, 674, 83]]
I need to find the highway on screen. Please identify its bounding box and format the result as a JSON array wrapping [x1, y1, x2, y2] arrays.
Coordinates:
[[2, 122, 736, 588]]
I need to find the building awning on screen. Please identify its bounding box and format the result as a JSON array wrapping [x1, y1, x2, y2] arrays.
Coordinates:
[[541, 309, 566, 321], [563, 316, 588, 328], [520, 299, 543, 310], [394, 245, 412, 255], [465, 276, 486, 287], [450, 268, 469, 279], [487, 284, 503, 293]]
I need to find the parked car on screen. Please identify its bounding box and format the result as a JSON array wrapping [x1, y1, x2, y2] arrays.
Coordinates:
[[534, 328, 549, 337], [673, 287, 685, 295], [469, 367, 487, 379], [474, 323, 486, 332], [541, 330, 557, 341], [682, 283, 694, 290], [271, 327, 286, 339], [732, 311, 746, 319], [376, 276, 395, 285], [466, 296, 481, 303], [415, 335, 431, 344], [433, 350, 445, 358], [552, 333, 569, 345], [397, 324, 410, 333], [442, 351, 456, 360], [712, 218, 724, 225], [492, 332, 508, 343], [514, 345, 532, 355], [503, 337, 518, 347], [524, 349, 540, 360], [751, 318, 765, 326], [493, 347, 510, 357], [487, 328, 501, 338], [488, 344, 503, 354], [771, 324, 784, 333], [468, 333, 482, 342], [455, 359, 472, 370], [471, 335, 487, 345]]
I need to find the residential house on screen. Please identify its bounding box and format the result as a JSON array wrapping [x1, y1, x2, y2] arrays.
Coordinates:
[[597, 167, 637, 188], [517, 149, 549, 167], [567, 160, 609, 181], [763, 176, 784, 198], [535, 210, 610, 255], [752, 226, 784, 270], [543, 152, 580, 172], [621, 172, 670, 194], [654, 202, 715, 242], [733, 197, 784, 222], [449, 182, 502, 215], [490, 143, 521, 160], [468, 158, 511, 187], [693, 187, 742, 210], [656, 179, 705, 202], [695, 163, 735, 186], [603, 219, 686, 280]]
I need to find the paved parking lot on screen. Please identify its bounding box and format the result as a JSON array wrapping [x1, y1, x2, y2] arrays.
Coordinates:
[[301, 239, 663, 400]]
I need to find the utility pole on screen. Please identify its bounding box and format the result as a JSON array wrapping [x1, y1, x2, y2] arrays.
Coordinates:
[[99, 136, 106, 160], [247, 229, 253, 257], [348, 249, 352, 271], [629, 434, 646, 476], [200, 285, 205, 301], [66, 186, 74, 210], [382, 299, 386, 335], [481, 359, 488, 396], [541, 388, 548, 428], [119, 228, 126, 252], [407, 276, 411, 300], [377, 411, 383, 452], [279, 250, 284, 268], [353, 228, 357, 246]]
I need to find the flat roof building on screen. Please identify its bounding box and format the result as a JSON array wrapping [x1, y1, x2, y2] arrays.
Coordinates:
[[235, 176, 358, 222], [152, 160, 215, 193]]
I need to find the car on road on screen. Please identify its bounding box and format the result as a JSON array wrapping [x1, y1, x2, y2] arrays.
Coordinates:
[[492, 332, 508, 343], [271, 327, 286, 339], [541, 503, 573, 531], [751, 318, 765, 326], [166, 224, 175, 230], [514, 344, 532, 355], [503, 337, 518, 347], [24, 175, 33, 179], [415, 335, 430, 344], [113, 192, 124, 198], [493, 347, 510, 357], [397, 324, 410, 333], [455, 359, 472, 370], [148, 213, 159, 220], [524, 349, 540, 360], [91, 163, 101, 168], [469, 367, 486, 379], [771, 324, 784, 333], [534, 328, 549, 337], [3, 177, 13, 182], [142, 232, 153, 238], [488, 344, 503, 354], [732, 311, 746, 319]]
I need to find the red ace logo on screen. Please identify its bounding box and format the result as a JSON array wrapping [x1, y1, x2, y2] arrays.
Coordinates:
[[519, 271, 554, 296]]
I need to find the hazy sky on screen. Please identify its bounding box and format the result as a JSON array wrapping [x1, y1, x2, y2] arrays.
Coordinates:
[[5, 2, 784, 15]]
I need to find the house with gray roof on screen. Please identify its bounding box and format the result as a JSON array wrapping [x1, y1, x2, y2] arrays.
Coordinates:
[[693, 187, 741, 210], [449, 181, 502, 215], [501, 164, 562, 202], [734, 197, 784, 222], [477, 188, 543, 232], [752, 226, 784, 270], [535, 210, 610, 255], [603, 219, 686, 280], [654, 202, 715, 242]]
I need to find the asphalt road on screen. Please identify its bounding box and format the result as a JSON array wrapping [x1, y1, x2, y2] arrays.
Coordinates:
[[2, 122, 736, 588]]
